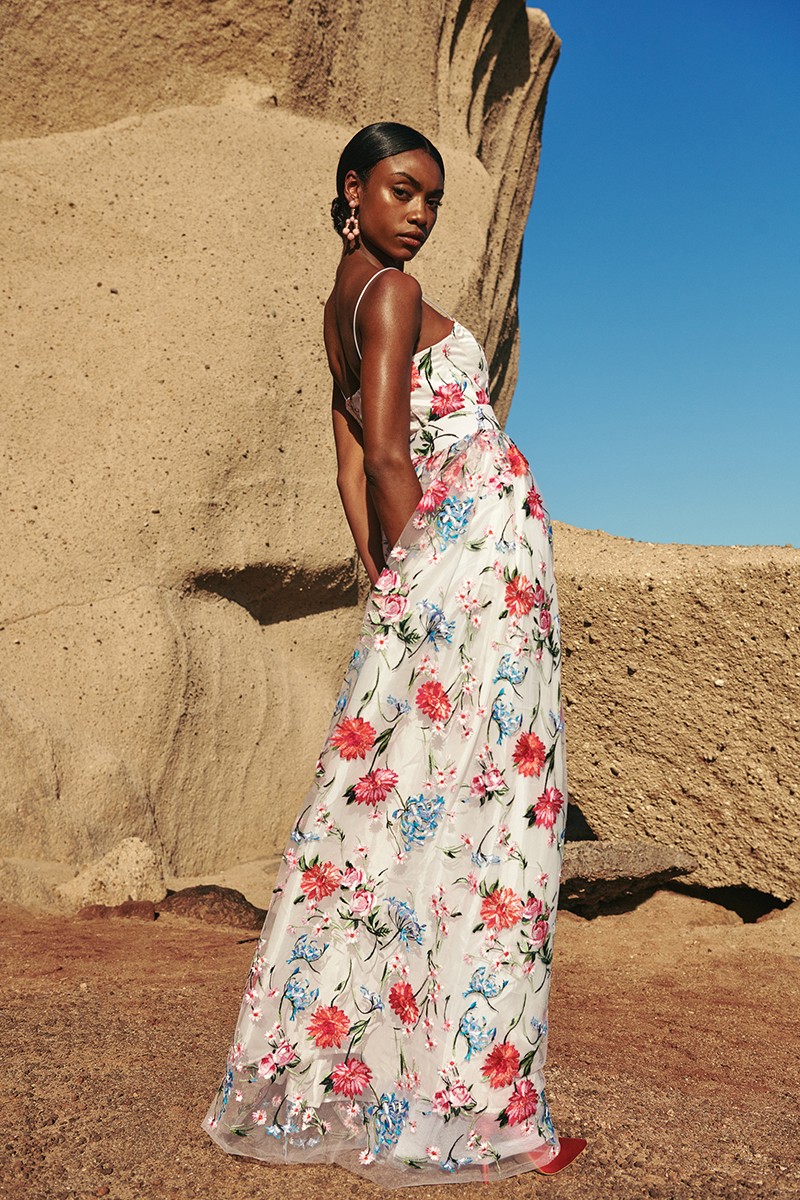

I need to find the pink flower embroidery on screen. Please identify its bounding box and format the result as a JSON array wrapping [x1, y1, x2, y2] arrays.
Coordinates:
[[331, 1058, 373, 1096], [377, 592, 409, 623], [534, 786, 564, 828], [353, 768, 398, 805], [430, 382, 465, 417]]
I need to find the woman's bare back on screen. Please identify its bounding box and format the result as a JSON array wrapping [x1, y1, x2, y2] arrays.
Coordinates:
[[324, 263, 455, 401]]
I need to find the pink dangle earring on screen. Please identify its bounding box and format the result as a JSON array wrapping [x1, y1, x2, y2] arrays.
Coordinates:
[[342, 199, 360, 251]]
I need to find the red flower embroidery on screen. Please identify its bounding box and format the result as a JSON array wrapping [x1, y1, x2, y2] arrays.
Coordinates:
[[389, 980, 419, 1026], [480, 886, 524, 931], [505, 574, 535, 616], [418, 479, 449, 514], [306, 1004, 351, 1048], [430, 382, 464, 417], [300, 861, 343, 903], [512, 731, 546, 777], [330, 717, 376, 760], [504, 1078, 540, 1125], [330, 1057, 373, 1096], [534, 785, 564, 828], [481, 1041, 521, 1088], [353, 768, 398, 806], [415, 680, 452, 723], [525, 486, 545, 520], [506, 444, 529, 477]]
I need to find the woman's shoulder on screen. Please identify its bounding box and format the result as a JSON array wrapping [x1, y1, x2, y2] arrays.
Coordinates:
[[323, 267, 423, 367], [363, 266, 422, 301], [325, 267, 421, 330], [351, 268, 422, 332]]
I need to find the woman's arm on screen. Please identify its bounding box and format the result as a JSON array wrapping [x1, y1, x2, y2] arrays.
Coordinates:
[[331, 384, 386, 585], [357, 272, 424, 547]]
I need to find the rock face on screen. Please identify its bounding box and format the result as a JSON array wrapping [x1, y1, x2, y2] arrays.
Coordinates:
[[555, 527, 800, 901], [0, 2, 561, 891], [156, 884, 267, 929], [2, 2, 798, 910], [559, 840, 696, 917], [54, 837, 166, 912]]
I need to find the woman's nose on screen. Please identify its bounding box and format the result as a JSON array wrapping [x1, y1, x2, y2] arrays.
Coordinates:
[[409, 202, 427, 228]]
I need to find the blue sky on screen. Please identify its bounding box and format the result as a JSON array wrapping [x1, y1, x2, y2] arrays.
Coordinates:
[[507, 0, 799, 546]]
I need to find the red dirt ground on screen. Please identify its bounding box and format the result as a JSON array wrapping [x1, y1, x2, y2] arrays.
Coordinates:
[[3, 888, 799, 1200]]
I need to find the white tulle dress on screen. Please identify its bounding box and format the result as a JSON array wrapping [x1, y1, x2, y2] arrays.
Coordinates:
[[202, 266, 570, 1187]]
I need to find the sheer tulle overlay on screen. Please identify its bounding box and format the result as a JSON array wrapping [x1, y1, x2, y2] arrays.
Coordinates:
[[201, 306, 570, 1187]]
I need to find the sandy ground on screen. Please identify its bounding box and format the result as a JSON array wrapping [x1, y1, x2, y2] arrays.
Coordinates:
[[3, 888, 799, 1200]]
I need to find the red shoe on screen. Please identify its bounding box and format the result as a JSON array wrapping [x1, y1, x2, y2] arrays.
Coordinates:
[[531, 1136, 587, 1175]]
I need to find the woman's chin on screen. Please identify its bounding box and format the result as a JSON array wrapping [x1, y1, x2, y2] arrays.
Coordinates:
[[396, 238, 424, 258]]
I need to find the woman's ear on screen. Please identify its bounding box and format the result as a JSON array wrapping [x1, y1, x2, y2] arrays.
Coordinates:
[[343, 169, 361, 207]]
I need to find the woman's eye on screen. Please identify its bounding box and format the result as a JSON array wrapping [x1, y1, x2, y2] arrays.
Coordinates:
[[393, 188, 410, 199]]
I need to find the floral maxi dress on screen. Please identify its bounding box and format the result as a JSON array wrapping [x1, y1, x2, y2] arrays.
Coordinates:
[[201, 267, 571, 1187]]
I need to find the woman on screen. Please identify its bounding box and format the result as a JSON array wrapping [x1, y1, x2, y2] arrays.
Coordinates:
[[201, 122, 586, 1186]]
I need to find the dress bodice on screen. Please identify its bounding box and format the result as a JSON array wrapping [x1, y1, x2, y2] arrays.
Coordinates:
[[343, 304, 502, 460]]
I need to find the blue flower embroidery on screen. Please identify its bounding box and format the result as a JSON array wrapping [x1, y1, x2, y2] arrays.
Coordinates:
[[457, 1001, 497, 1060], [359, 984, 384, 1011], [289, 826, 320, 844], [435, 497, 474, 542], [220, 1064, 234, 1112], [366, 1093, 410, 1149], [491, 688, 523, 744], [283, 967, 319, 1020], [463, 966, 508, 1000], [549, 707, 565, 733], [494, 652, 528, 685], [286, 934, 328, 964], [418, 600, 456, 649], [471, 846, 502, 868], [386, 896, 427, 946], [394, 793, 446, 851]]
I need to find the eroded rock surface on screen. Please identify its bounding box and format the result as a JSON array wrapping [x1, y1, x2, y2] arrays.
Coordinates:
[[559, 840, 695, 916], [54, 837, 166, 912], [155, 884, 267, 929], [1, 0, 561, 894], [1, 1, 798, 908], [555, 527, 800, 899]]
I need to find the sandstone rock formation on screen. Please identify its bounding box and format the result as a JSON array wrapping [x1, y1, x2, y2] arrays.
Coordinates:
[[1, 1, 562, 894], [559, 840, 696, 917], [556, 527, 800, 900], [2, 1, 798, 911], [155, 883, 267, 929], [54, 837, 165, 912]]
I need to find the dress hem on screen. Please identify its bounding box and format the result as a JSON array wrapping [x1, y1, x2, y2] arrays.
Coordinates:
[[201, 1114, 561, 1189]]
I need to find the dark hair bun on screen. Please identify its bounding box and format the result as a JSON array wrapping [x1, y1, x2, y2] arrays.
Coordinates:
[[330, 194, 349, 236]]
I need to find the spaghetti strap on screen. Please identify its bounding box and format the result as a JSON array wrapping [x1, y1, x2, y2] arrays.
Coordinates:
[[421, 291, 457, 323], [350, 269, 454, 364], [352, 266, 401, 359]]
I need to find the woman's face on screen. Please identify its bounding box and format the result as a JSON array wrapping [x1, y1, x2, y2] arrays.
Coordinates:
[[345, 150, 445, 262]]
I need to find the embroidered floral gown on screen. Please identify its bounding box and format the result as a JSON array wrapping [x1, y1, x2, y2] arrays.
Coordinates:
[[202, 286, 570, 1187]]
